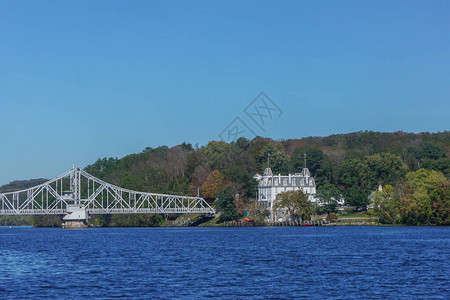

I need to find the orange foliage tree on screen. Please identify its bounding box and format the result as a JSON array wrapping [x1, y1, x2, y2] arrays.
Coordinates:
[[201, 170, 227, 200]]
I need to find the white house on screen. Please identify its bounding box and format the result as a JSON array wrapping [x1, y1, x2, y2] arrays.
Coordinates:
[[253, 165, 317, 221]]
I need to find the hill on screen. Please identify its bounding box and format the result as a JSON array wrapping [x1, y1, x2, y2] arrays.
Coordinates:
[[0, 178, 48, 193], [85, 131, 449, 205], [2, 131, 449, 226]]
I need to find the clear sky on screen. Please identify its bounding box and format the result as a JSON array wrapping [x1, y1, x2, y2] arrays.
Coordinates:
[[0, 0, 449, 184]]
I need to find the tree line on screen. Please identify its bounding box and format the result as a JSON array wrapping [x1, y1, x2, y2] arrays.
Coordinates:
[[82, 131, 449, 225], [1, 131, 449, 226]]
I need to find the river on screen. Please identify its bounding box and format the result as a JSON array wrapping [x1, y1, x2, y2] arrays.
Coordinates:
[[0, 226, 449, 299]]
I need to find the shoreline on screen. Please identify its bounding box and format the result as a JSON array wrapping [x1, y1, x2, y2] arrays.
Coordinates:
[[5, 223, 449, 228]]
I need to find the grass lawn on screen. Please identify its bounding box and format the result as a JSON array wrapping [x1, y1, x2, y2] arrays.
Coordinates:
[[339, 212, 371, 219]]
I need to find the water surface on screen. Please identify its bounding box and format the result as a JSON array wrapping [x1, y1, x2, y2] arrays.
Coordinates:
[[0, 226, 449, 299]]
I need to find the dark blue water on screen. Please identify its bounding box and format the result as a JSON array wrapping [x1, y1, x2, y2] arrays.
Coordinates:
[[0, 226, 449, 299]]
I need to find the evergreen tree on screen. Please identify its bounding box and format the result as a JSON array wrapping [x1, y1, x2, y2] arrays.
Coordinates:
[[215, 188, 238, 222]]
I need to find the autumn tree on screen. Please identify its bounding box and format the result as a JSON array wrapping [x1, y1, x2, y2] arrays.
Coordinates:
[[201, 170, 227, 200], [77, 131, 450, 227]]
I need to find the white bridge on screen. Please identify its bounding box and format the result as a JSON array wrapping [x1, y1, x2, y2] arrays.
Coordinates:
[[0, 167, 215, 227]]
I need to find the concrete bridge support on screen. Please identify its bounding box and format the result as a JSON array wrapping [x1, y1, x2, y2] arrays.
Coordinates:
[[62, 204, 88, 229]]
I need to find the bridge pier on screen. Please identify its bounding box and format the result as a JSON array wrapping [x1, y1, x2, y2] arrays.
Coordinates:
[[62, 204, 89, 229], [62, 220, 88, 229]]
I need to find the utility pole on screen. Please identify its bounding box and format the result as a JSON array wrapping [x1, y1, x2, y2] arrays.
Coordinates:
[[190, 185, 200, 197]]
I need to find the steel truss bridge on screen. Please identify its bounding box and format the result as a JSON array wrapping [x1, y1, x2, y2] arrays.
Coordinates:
[[0, 167, 215, 220]]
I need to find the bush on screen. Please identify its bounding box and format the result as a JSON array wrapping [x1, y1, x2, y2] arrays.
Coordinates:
[[326, 213, 338, 222]]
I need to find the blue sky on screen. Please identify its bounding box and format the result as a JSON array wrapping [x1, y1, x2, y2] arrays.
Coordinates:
[[0, 0, 449, 184]]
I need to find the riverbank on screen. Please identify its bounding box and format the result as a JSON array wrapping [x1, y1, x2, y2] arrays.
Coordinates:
[[5, 212, 438, 228]]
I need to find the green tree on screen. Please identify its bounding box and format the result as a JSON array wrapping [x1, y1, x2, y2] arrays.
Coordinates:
[[119, 173, 139, 190], [417, 142, 446, 160], [204, 140, 231, 170], [222, 165, 257, 198], [181, 142, 193, 152], [337, 158, 367, 207], [405, 142, 447, 171], [234, 137, 251, 151], [108, 214, 163, 227], [31, 215, 63, 227], [185, 149, 207, 178], [399, 169, 449, 225], [84, 157, 119, 179], [215, 188, 239, 222], [274, 190, 312, 221], [291, 146, 333, 185], [369, 185, 400, 224], [257, 144, 289, 174], [361, 153, 406, 190], [316, 183, 341, 219], [338, 154, 406, 208], [247, 202, 270, 223], [91, 214, 111, 227], [435, 181, 450, 225], [421, 158, 450, 178]]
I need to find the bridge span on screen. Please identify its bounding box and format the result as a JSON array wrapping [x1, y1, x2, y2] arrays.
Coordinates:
[[0, 167, 215, 228]]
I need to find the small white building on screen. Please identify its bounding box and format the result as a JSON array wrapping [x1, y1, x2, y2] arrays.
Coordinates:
[[254, 166, 317, 221]]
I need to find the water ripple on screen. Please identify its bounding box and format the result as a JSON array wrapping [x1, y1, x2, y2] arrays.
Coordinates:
[[0, 226, 449, 299]]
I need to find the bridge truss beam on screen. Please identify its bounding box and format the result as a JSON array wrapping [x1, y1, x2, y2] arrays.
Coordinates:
[[0, 167, 215, 216]]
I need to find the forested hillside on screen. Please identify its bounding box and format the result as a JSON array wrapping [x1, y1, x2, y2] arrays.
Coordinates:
[[2, 131, 449, 226], [83, 131, 450, 225], [0, 179, 47, 193]]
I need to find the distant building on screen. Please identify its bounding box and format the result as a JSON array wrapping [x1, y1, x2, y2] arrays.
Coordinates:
[[253, 164, 317, 221]]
